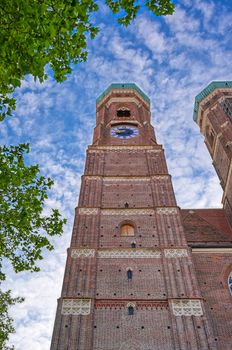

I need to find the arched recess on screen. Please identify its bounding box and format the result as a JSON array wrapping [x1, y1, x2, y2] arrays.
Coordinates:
[[120, 221, 136, 237], [119, 339, 142, 350]]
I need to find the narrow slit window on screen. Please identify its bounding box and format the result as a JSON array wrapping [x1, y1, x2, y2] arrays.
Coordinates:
[[128, 306, 134, 315], [127, 269, 133, 280]]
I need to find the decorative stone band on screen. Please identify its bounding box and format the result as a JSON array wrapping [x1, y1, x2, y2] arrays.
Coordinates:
[[95, 300, 168, 310], [156, 207, 179, 215], [78, 207, 179, 215], [98, 249, 161, 258], [84, 175, 170, 182], [171, 300, 203, 317], [78, 208, 99, 215], [103, 177, 150, 182], [71, 249, 95, 258], [70, 248, 188, 259], [84, 176, 102, 181], [164, 249, 188, 258], [61, 299, 91, 316], [88, 145, 159, 151], [101, 208, 155, 216], [88, 146, 161, 153]]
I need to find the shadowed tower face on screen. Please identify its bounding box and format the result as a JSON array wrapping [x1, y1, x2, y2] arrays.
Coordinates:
[[194, 81, 232, 226], [51, 84, 217, 350]]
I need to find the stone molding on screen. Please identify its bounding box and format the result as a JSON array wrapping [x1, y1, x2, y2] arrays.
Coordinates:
[[192, 247, 232, 254], [164, 249, 188, 258], [88, 145, 161, 153], [103, 177, 150, 182], [95, 300, 168, 309], [71, 249, 95, 258], [171, 300, 203, 316], [98, 249, 161, 259], [84, 176, 102, 181], [83, 175, 170, 182], [101, 208, 155, 216], [151, 175, 170, 180], [70, 248, 189, 259], [78, 208, 99, 215], [61, 299, 91, 315], [156, 207, 178, 215], [78, 207, 180, 215]]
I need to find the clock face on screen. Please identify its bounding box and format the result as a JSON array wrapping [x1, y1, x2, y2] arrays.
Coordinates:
[[111, 125, 139, 139]]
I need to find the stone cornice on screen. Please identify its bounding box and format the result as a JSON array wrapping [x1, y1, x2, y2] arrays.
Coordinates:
[[82, 175, 170, 182], [192, 247, 232, 253], [96, 83, 150, 107], [87, 145, 162, 152]]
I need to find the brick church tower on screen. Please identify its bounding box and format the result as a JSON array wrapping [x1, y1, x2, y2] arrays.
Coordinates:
[[193, 81, 232, 226], [51, 84, 218, 350]]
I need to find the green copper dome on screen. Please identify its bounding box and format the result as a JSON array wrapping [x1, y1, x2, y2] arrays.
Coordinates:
[[193, 81, 232, 122], [96, 83, 150, 105]]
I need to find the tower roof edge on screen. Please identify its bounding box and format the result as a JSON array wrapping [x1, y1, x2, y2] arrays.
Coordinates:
[[193, 81, 232, 122], [96, 83, 150, 105]]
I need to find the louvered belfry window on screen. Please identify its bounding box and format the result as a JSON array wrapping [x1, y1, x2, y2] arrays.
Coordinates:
[[121, 224, 135, 237]]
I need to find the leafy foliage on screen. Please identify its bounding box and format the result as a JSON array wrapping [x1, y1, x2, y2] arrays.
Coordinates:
[[0, 143, 66, 347], [0, 290, 24, 350], [0, 143, 66, 278], [0, 0, 174, 120]]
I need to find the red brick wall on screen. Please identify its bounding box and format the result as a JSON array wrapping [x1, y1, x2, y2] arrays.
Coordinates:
[[193, 253, 232, 350]]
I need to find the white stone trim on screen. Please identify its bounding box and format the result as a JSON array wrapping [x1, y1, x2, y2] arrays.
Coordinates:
[[156, 207, 178, 215], [69, 248, 192, 259], [146, 149, 162, 153], [171, 300, 203, 316], [62, 299, 91, 315], [103, 177, 150, 182], [101, 208, 155, 216], [84, 175, 170, 182], [151, 175, 170, 180], [126, 302, 136, 308], [84, 176, 102, 181], [97, 92, 149, 108], [88, 145, 160, 151], [71, 249, 95, 258], [98, 249, 161, 258], [164, 249, 188, 258], [79, 208, 98, 215], [192, 248, 232, 254]]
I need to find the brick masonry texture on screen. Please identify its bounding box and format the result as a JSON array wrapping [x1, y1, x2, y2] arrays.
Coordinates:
[[50, 86, 232, 350], [192, 253, 232, 350]]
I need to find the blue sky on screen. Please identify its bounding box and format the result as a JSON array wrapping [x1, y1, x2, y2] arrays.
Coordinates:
[[2, 0, 232, 348]]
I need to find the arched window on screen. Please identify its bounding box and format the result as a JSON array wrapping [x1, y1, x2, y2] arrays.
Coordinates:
[[228, 272, 232, 295], [124, 202, 129, 208], [131, 242, 136, 248], [121, 224, 134, 237], [128, 306, 134, 315], [127, 269, 133, 280]]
